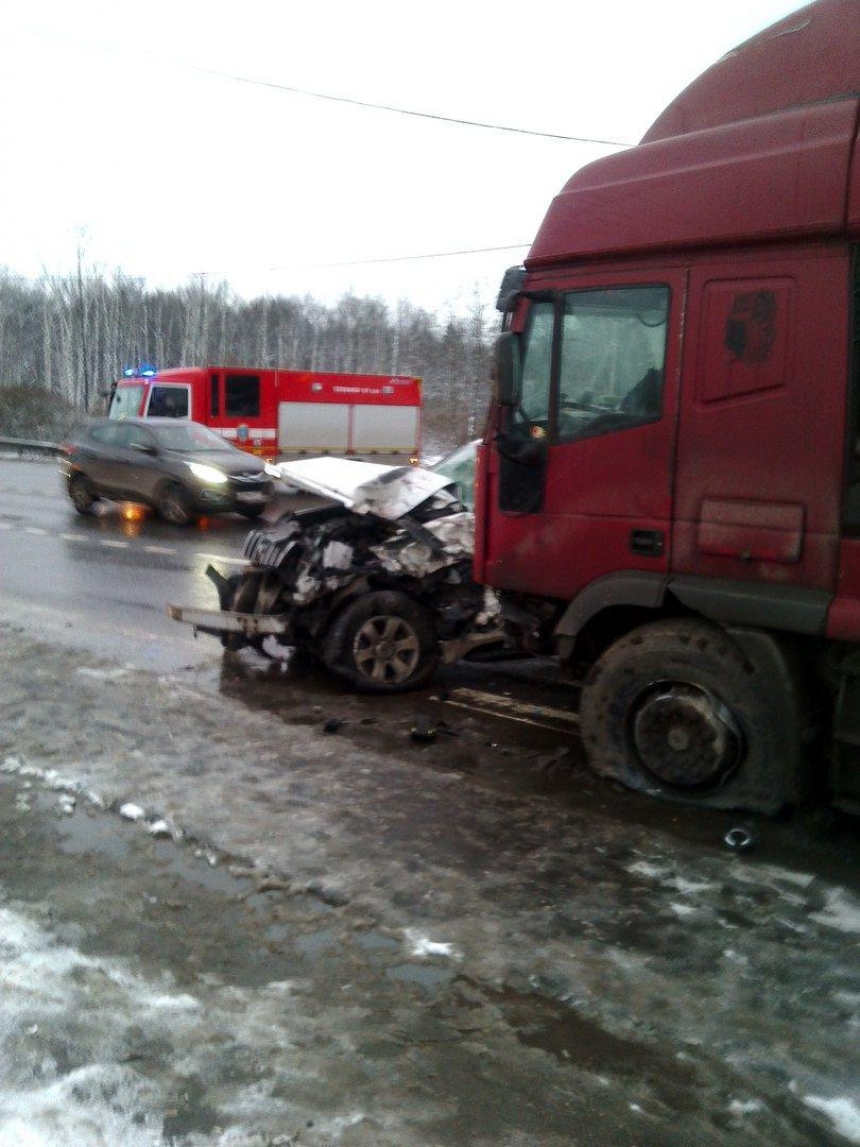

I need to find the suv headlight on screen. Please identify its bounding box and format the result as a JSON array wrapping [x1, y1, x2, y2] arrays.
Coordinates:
[[186, 462, 229, 485]]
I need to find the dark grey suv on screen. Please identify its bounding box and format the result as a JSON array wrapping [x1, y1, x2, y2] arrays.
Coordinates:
[[60, 418, 276, 525]]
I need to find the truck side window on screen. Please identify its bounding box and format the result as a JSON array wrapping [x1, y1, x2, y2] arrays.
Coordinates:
[[509, 301, 555, 436], [225, 374, 261, 418], [556, 285, 669, 441]]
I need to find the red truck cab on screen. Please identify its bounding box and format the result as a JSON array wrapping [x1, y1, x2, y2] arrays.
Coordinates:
[[475, 0, 860, 812]]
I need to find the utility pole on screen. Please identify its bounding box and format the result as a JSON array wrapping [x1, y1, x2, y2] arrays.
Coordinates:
[[76, 244, 90, 411]]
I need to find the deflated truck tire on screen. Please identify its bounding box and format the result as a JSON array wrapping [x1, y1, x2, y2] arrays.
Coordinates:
[[578, 619, 799, 815], [323, 590, 439, 694]]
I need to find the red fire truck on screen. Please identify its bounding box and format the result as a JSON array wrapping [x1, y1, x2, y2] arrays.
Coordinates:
[[108, 366, 422, 461], [476, 0, 860, 813]]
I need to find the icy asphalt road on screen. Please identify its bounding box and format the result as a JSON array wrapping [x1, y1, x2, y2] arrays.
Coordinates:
[[2, 460, 860, 1144]]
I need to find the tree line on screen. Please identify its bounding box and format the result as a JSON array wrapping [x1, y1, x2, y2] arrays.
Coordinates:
[[0, 267, 496, 453]]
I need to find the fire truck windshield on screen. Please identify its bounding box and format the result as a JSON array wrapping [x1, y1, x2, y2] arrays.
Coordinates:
[[108, 385, 144, 419]]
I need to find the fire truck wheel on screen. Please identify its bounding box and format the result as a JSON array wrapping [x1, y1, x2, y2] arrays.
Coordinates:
[[157, 482, 192, 526], [579, 619, 789, 814], [323, 591, 439, 693], [68, 474, 96, 514]]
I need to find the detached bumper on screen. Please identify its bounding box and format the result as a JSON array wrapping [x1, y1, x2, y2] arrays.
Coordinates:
[[167, 604, 290, 639]]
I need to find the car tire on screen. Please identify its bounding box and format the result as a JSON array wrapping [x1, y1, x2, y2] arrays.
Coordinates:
[[69, 473, 97, 514], [157, 482, 193, 526], [578, 619, 795, 814], [323, 590, 439, 693]]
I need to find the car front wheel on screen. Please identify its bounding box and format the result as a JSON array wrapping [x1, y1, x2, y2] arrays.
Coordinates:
[[157, 482, 193, 526], [323, 591, 439, 693]]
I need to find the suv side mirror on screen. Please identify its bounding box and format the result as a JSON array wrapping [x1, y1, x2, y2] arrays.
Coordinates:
[[492, 332, 521, 407]]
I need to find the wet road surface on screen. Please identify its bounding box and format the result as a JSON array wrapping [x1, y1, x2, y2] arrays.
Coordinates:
[[2, 459, 860, 1144]]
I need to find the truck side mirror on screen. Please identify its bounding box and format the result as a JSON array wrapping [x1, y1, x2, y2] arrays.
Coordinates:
[[492, 332, 521, 407]]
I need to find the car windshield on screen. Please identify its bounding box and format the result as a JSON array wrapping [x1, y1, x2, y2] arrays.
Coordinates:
[[432, 441, 477, 510], [150, 423, 234, 452]]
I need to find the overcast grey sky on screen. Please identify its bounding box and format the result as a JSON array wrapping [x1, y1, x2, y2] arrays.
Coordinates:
[[2, 0, 806, 315]]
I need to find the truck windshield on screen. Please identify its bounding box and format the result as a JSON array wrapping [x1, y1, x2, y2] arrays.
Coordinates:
[[108, 385, 144, 419], [511, 286, 670, 443], [557, 286, 669, 440]]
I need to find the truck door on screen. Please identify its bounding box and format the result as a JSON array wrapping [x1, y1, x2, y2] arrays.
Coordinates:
[[671, 249, 847, 593], [482, 271, 684, 600]]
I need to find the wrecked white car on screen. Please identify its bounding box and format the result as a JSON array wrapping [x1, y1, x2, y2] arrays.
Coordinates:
[[168, 456, 502, 692]]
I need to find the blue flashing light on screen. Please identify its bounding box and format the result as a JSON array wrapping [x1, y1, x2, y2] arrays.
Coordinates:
[[121, 363, 158, 379]]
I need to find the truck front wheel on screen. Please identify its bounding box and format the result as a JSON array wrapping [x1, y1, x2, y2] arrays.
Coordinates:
[[323, 591, 439, 693], [578, 619, 800, 814]]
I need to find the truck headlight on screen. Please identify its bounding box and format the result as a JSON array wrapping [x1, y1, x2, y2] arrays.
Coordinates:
[[187, 462, 229, 485]]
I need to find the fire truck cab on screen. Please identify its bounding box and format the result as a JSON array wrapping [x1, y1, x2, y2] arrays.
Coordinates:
[[108, 366, 422, 462]]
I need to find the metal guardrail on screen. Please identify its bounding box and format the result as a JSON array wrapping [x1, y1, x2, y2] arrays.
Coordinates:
[[0, 436, 62, 457]]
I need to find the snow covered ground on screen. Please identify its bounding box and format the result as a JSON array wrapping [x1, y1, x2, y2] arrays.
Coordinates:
[[3, 622, 860, 1145]]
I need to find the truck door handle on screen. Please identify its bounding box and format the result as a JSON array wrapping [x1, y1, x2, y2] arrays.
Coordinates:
[[630, 529, 664, 557]]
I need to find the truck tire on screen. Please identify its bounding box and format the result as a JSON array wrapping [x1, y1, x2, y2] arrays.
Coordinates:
[[68, 473, 96, 514], [157, 482, 192, 526], [578, 619, 799, 814], [323, 590, 439, 694]]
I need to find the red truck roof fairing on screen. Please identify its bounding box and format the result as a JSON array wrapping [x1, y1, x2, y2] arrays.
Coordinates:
[[527, 0, 860, 268]]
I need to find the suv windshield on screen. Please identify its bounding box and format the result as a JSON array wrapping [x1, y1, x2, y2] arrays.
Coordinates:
[[151, 423, 233, 452]]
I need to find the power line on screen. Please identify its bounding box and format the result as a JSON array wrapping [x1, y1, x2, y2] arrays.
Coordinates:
[[193, 243, 533, 277], [183, 61, 633, 147], [14, 22, 633, 148]]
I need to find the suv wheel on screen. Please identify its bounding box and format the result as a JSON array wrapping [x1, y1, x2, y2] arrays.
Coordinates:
[[158, 482, 193, 526], [323, 590, 439, 693], [69, 473, 96, 514]]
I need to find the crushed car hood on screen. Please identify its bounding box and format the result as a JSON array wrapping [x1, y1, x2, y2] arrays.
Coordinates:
[[274, 457, 458, 520]]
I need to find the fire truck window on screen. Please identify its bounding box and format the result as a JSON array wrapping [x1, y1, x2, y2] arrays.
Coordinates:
[[556, 285, 669, 442], [210, 374, 220, 417], [148, 387, 188, 418], [109, 384, 144, 419], [225, 374, 261, 417], [509, 301, 554, 436]]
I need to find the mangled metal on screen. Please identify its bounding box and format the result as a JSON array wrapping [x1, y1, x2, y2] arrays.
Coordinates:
[[168, 456, 503, 692]]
